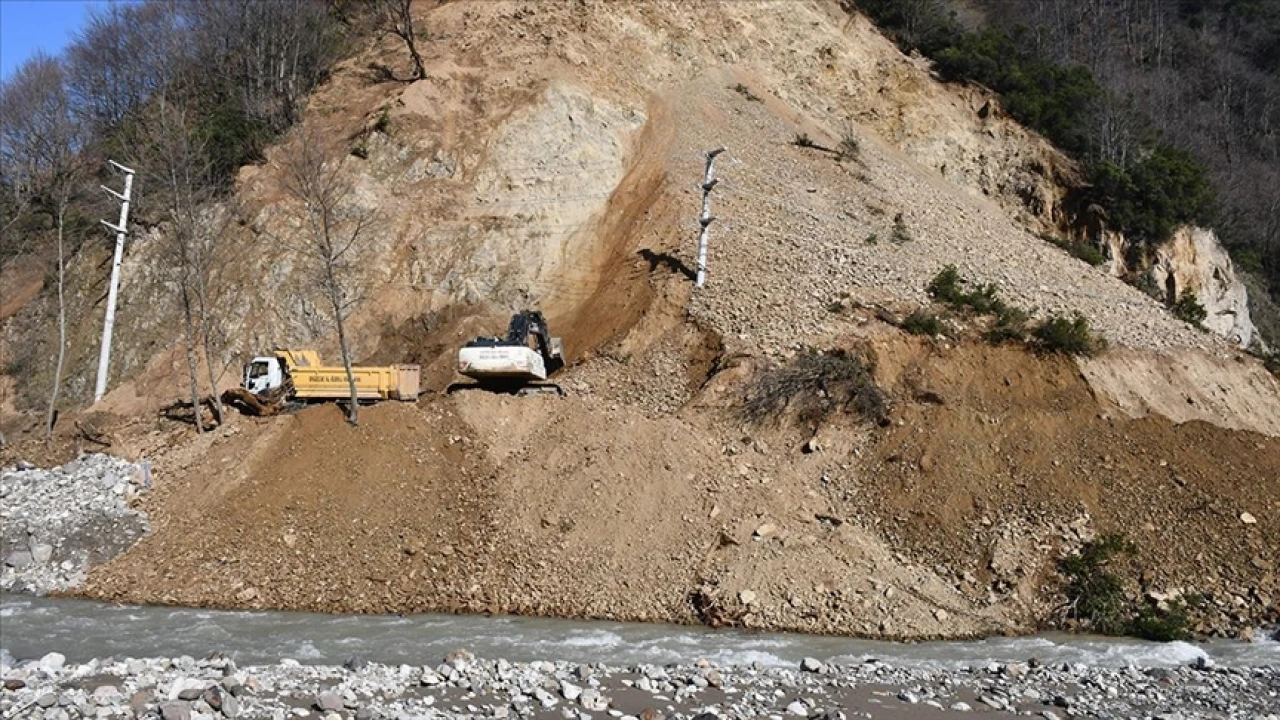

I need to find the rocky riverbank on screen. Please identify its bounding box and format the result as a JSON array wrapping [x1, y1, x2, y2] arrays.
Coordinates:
[[0, 454, 149, 595], [1, 648, 1277, 720]]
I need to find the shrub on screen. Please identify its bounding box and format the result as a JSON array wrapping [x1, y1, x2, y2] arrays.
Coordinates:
[[891, 213, 912, 244], [1034, 312, 1105, 355], [1088, 144, 1215, 244], [837, 127, 861, 161], [1045, 234, 1106, 266], [1060, 534, 1137, 636], [793, 132, 817, 148], [742, 349, 887, 426], [902, 310, 944, 337], [927, 265, 964, 304], [1171, 291, 1208, 328], [986, 304, 1031, 343], [1130, 603, 1191, 642], [731, 83, 761, 102], [865, 233, 879, 245], [373, 107, 392, 134], [926, 265, 1004, 314]]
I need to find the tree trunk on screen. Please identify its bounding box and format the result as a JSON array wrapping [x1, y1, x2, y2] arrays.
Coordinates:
[[45, 205, 68, 442], [195, 281, 225, 426], [405, 28, 426, 80], [328, 276, 359, 426], [180, 285, 206, 433]]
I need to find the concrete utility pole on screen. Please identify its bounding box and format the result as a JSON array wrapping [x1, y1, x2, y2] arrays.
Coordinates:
[[93, 160, 135, 403], [696, 147, 726, 288]]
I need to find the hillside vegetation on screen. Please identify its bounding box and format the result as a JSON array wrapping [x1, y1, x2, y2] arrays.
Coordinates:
[[854, 0, 1279, 326]]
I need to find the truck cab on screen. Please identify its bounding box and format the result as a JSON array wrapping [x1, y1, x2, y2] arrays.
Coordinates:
[[243, 356, 286, 394]]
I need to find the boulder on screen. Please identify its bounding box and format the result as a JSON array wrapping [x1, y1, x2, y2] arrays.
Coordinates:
[[160, 703, 192, 720]]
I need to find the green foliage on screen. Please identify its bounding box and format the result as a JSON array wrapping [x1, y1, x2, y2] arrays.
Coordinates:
[[1034, 312, 1105, 356], [865, 233, 879, 245], [986, 304, 1031, 343], [1045, 234, 1106, 266], [1060, 533, 1191, 640], [926, 265, 1003, 314], [1060, 534, 1137, 636], [197, 102, 271, 188], [902, 309, 944, 337], [931, 30, 1102, 153], [742, 348, 887, 426], [1171, 291, 1208, 328], [926, 265, 963, 303], [857, 3, 1101, 153], [1130, 603, 1191, 642], [1088, 144, 1216, 243]]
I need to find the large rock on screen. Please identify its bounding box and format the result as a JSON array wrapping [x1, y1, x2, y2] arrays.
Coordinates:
[[1148, 226, 1257, 347]]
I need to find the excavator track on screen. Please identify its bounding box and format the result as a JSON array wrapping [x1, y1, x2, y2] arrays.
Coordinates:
[[445, 381, 566, 397]]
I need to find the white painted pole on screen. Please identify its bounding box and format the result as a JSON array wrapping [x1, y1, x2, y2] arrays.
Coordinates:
[[93, 161, 135, 403], [696, 147, 725, 288]]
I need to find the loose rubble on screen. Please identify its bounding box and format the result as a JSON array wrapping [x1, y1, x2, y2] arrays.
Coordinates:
[[1, 652, 1275, 720], [0, 454, 149, 594]]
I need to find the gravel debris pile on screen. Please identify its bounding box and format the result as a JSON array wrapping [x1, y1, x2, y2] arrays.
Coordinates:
[[1, 651, 1276, 720], [0, 454, 149, 594]]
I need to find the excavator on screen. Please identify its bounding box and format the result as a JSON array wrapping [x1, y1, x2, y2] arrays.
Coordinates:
[[452, 310, 565, 395]]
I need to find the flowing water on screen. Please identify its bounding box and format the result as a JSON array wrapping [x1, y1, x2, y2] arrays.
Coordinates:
[[2, 594, 1276, 669]]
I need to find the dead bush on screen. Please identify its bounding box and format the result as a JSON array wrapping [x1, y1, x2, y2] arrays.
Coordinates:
[[742, 349, 887, 426]]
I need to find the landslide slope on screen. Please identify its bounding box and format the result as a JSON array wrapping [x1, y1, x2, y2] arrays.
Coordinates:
[[60, 0, 1280, 638]]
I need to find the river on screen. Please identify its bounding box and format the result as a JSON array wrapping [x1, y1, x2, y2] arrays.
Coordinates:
[[2, 594, 1276, 669]]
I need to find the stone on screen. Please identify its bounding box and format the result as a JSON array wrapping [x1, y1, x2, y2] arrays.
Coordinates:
[[178, 687, 204, 701], [739, 589, 757, 605], [202, 686, 224, 711], [754, 523, 778, 539], [786, 701, 809, 716], [316, 692, 344, 712], [3, 678, 25, 691], [561, 681, 583, 701], [1241, 512, 1257, 525], [93, 685, 121, 705], [220, 694, 240, 719], [30, 543, 53, 564], [802, 439, 821, 454], [1003, 662, 1029, 679], [160, 702, 192, 720], [950, 702, 972, 712], [354, 708, 375, 720], [38, 652, 66, 673], [933, 608, 949, 622], [897, 692, 918, 704], [639, 709, 662, 720], [800, 658, 825, 673], [579, 689, 609, 712], [36, 693, 58, 708]]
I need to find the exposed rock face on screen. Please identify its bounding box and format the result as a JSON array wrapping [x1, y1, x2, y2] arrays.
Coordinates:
[[1148, 226, 1256, 347]]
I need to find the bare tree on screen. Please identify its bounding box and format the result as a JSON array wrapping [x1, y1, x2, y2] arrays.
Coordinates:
[[135, 98, 233, 430], [279, 127, 374, 425], [372, 0, 427, 81], [0, 54, 85, 441]]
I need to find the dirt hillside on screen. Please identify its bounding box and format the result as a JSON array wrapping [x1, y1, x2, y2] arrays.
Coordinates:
[[5, 0, 1278, 640]]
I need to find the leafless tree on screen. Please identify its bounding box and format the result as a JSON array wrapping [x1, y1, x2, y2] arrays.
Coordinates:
[[279, 127, 374, 425], [134, 98, 234, 430], [372, 0, 427, 81], [0, 54, 85, 440]]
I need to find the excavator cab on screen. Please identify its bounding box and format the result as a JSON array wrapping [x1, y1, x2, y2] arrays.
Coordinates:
[[454, 310, 565, 394]]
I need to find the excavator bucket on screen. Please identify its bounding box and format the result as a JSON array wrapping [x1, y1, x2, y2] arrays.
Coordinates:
[[221, 387, 284, 417]]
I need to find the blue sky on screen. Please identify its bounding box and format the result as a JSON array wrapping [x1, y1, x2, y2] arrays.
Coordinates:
[[1, 1, 110, 79]]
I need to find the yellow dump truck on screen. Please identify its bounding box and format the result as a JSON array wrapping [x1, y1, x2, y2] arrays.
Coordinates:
[[222, 349, 419, 416]]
